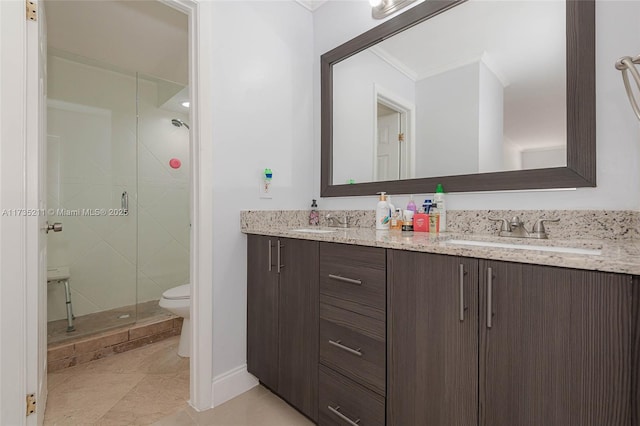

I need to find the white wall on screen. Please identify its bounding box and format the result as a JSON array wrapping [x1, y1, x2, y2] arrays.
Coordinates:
[[333, 50, 415, 184], [415, 62, 479, 177], [211, 1, 314, 377], [478, 61, 504, 173], [521, 146, 566, 170], [503, 138, 522, 171], [313, 0, 640, 210], [47, 56, 190, 321]]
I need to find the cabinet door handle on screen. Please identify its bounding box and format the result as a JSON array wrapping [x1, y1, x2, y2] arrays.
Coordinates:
[[268, 240, 272, 272], [328, 339, 363, 357], [277, 240, 283, 273], [487, 267, 493, 328], [328, 274, 362, 286], [327, 405, 361, 426], [459, 264, 465, 322]]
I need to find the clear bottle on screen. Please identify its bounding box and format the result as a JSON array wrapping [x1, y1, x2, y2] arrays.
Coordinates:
[[406, 195, 417, 213], [429, 205, 440, 233], [434, 183, 446, 231], [390, 208, 402, 231], [309, 199, 319, 226]]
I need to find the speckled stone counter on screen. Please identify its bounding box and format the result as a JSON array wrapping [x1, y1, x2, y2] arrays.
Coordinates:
[[241, 217, 640, 275]]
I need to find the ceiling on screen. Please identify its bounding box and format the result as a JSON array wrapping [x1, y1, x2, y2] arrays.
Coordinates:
[[45, 0, 188, 85]]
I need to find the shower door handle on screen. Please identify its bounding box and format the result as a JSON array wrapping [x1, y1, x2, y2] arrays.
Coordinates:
[[121, 191, 129, 216]]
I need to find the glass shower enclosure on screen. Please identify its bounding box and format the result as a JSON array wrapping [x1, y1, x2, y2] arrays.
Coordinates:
[[46, 53, 190, 344]]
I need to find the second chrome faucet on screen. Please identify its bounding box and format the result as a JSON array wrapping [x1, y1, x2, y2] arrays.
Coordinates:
[[489, 216, 559, 239], [326, 213, 350, 228]]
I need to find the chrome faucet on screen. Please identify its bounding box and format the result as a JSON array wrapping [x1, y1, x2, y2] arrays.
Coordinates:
[[326, 213, 350, 228], [489, 216, 559, 239]]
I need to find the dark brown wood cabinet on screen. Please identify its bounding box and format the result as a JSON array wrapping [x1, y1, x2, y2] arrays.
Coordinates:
[[247, 235, 640, 426], [318, 243, 387, 426], [246, 235, 319, 421], [479, 260, 636, 426], [387, 251, 479, 426], [247, 234, 279, 391], [388, 250, 639, 426]]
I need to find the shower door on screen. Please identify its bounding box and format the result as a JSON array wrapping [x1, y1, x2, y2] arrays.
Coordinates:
[[135, 73, 190, 322], [46, 55, 139, 342]]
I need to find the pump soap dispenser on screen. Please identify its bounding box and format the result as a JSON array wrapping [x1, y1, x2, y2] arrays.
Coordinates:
[[309, 199, 319, 226], [376, 192, 390, 230]]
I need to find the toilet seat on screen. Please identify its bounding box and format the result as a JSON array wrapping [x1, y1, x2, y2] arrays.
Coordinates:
[[162, 284, 190, 300]]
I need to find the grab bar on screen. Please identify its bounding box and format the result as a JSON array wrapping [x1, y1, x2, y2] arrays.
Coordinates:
[[615, 55, 640, 121]]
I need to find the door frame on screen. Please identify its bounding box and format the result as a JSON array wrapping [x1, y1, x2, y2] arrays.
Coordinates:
[[372, 84, 415, 181], [157, 0, 215, 412]]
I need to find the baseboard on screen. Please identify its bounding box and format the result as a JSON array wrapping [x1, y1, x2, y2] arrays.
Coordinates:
[[211, 364, 259, 407]]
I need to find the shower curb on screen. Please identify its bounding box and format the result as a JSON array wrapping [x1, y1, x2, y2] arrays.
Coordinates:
[[47, 316, 183, 372]]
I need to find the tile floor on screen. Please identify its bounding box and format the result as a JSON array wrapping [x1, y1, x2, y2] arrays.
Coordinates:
[[44, 336, 313, 426]]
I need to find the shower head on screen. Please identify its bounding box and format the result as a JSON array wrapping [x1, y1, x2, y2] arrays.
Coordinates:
[[171, 118, 190, 129]]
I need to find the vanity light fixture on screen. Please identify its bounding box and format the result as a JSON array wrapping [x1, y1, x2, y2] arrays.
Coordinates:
[[370, 0, 416, 19], [181, 101, 190, 108]]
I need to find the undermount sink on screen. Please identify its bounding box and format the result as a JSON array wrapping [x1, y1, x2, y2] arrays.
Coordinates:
[[291, 228, 337, 234], [447, 239, 602, 256]]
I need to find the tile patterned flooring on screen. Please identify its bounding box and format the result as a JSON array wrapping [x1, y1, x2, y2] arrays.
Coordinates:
[[44, 336, 313, 426]]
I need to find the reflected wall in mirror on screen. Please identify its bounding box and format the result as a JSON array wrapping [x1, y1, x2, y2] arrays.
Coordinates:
[[322, 0, 595, 196]]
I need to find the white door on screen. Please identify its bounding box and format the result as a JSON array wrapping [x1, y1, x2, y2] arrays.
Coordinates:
[[376, 109, 401, 181], [26, 1, 48, 424]]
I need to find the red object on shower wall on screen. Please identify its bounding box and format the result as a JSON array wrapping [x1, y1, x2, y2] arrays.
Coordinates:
[[169, 158, 181, 169]]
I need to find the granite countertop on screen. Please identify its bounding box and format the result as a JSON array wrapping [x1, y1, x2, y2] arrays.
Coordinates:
[[242, 226, 640, 276]]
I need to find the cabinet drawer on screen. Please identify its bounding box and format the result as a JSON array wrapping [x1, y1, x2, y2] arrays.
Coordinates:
[[320, 243, 386, 319], [320, 304, 385, 395], [319, 365, 385, 426]]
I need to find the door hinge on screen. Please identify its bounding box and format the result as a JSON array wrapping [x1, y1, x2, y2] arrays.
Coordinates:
[[398, 133, 405, 142], [26, 394, 36, 417], [26, 1, 37, 21]]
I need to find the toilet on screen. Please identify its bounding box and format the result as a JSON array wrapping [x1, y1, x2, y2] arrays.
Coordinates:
[[159, 284, 190, 357]]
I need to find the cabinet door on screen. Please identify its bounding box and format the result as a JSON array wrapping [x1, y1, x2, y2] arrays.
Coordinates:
[[247, 234, 279, 391], [388, 251, 479, 426], [278, 238, 319, 421], [480, 261, 634, 426]]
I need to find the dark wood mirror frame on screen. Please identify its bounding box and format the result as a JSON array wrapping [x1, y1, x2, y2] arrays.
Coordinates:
[[321, 0, 595, 197]]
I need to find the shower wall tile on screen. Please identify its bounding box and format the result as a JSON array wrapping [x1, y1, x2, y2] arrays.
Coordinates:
[[139, 241, 190, 290], [47, 55, 190, 322]]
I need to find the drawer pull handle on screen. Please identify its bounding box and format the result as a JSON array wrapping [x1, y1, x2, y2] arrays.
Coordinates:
[[328, 274, 362, 286], [328, 339, 362, 357], [328, 405, 361, 425]]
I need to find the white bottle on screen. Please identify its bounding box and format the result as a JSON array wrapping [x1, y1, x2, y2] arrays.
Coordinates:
[[376, 192, 390, 230], [434, 183, 446, 232], [387, 195, 395, 219]]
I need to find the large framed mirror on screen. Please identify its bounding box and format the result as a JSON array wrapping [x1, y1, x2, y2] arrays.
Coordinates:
[[321, 0, 595, 196]]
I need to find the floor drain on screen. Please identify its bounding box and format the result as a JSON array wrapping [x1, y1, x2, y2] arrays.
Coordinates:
[[118, 314, 130, 319]]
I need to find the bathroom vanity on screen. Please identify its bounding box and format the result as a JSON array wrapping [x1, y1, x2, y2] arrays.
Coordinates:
[[244, 226, 640, 426]]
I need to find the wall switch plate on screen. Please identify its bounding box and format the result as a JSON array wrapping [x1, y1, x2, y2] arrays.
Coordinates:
[[260, 179, 272, 199]]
